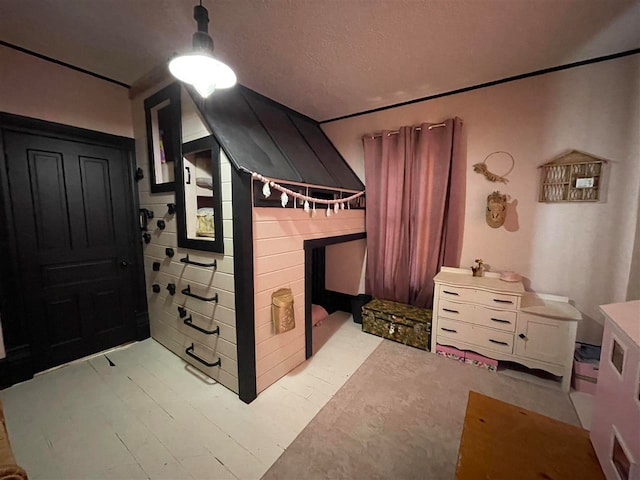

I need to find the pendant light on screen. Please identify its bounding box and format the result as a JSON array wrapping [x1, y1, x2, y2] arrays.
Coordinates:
[[169, 2, 236, 98]]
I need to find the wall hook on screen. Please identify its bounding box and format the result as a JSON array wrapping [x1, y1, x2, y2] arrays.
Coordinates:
[[165, 247, 175, 258], [152, 284, 161, 293], [167, 283, 176, 295], [135, 168, 144, 182], [152, 261, 161, 271], [142, 233, 151, 244], [157, 219, 166, 230], [167, 203, 177, 215]]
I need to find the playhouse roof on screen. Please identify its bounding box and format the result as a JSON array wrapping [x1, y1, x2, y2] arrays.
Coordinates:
[[191, 85, 363, 191]]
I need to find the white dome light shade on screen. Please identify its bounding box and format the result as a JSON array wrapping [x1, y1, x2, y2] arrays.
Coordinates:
[[169, 53, 237, 98]]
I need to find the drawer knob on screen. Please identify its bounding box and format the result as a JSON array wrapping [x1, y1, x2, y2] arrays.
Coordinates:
[[518, 333, 527, 340]]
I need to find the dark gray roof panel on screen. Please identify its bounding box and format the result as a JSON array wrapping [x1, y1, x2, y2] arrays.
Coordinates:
[[241, 89, 341, 188], [189, 85, 364, 191], [193, 87, 302, 182], [289, 114, 364, 191]]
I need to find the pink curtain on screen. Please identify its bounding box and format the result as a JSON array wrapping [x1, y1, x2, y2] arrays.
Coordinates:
[[363, 118, 465, 308]]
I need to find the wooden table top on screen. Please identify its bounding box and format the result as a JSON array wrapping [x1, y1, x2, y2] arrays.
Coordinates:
[[455, 391, 605, 480]]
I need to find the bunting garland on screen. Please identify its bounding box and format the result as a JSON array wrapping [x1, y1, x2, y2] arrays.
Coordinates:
[[250, 171, 365, 217]]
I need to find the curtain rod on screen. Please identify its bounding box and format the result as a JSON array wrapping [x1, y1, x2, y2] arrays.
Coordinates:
[[364, 123, 446, 140]]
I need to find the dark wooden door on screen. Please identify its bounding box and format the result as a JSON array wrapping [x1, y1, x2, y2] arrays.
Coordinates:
[[4, 131, 139, 371]]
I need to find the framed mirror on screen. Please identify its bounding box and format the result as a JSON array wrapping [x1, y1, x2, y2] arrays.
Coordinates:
[[176, 135, 224, 253], [144, 83, 181, 193]]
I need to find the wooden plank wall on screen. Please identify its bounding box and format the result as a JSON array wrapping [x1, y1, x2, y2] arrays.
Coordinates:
[[134, 86, 238, 392], [253, 206, 365, 393]]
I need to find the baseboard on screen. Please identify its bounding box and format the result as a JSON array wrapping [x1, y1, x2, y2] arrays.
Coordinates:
[[135, 311, 150, 340], [0, 344, 34, 389]]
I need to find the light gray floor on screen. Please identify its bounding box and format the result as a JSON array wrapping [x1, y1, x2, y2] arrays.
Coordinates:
[[0, 312, 381, 480], [263, 339, 581, 480], [2, 314, 586, 480]]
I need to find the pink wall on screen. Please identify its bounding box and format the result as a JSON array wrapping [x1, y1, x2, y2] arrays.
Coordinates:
[[325, 239, 366, 295], [253, 206, 365, 393], [0, 46, 133, 137], [322, 55, 640, 344]]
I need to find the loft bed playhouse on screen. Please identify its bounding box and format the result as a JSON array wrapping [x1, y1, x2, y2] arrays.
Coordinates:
[[138, 82, 365, 403]]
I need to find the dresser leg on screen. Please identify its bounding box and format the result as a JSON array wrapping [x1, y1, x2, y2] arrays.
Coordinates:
[[561, 368, 572, 392]]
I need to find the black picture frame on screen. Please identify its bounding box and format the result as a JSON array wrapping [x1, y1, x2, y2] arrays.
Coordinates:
[[143, 83, 181, 193], [176, 135, 224, 253]]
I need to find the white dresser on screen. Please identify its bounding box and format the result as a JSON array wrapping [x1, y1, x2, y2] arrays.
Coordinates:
[[432, 267, 580, 391]]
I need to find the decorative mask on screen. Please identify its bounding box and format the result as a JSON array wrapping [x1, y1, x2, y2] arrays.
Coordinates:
[[486, 191, 507, 228]]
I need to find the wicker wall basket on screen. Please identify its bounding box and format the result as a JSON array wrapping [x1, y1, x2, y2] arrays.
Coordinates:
[[271, 288, 295, 334]]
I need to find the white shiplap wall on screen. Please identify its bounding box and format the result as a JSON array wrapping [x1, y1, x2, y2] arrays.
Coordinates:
[[253, 207, 365, 393], [134, 85, 238, 393]]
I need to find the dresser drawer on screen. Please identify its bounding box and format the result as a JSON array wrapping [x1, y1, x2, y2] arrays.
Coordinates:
[[439, 285, 477, 302], [473, 306, 517, 332], [438, 317, 475, 343], [439, 300, 516, 333], [438, 318, 514, 354], [438, 299, 475, 321], [473, 326, 514, 353], [475, 290, 519, 309]]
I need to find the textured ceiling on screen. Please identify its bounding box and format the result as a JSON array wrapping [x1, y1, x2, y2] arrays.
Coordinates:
[[1, 0, 639, 121]]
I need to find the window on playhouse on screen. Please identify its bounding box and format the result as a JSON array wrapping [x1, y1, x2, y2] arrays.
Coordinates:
[[612, 433, 631, 480], [611, 338, 625, 375], [175, 135, 224, 253], [144, 83, 181, 193]]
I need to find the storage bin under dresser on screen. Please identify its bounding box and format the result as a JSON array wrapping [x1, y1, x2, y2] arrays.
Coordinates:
[[362, 298, 432, 350], [433, 267, 580, 391]]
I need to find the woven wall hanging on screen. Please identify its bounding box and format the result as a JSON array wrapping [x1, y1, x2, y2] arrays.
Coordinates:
[[473, 151, 515, 184]]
